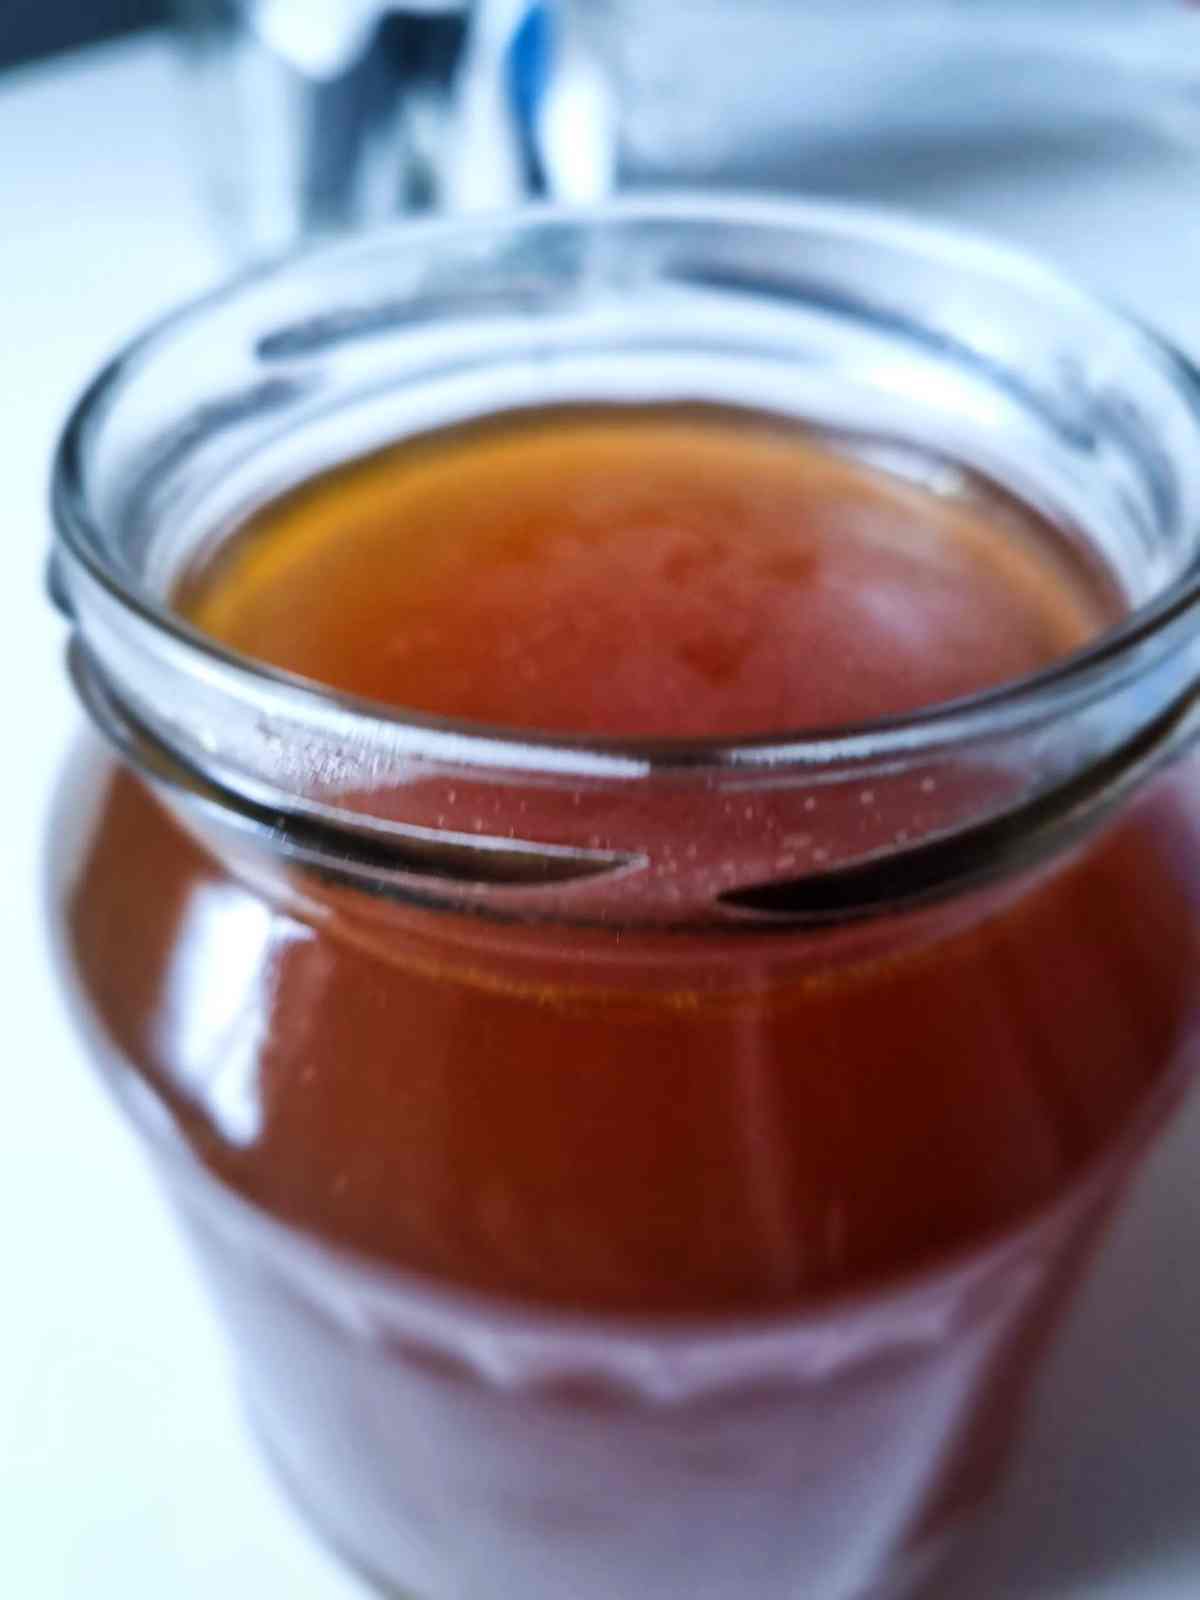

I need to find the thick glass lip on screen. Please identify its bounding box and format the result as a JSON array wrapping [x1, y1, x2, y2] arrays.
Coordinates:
[[51, 192, 1200, 778]]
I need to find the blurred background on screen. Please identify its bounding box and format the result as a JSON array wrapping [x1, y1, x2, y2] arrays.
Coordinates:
[[8, 0, 1200, 315], [3, 1, 165, 69]]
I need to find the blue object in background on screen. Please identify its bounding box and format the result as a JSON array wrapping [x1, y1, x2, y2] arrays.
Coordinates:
[[3, 0, 166, 71], [506, 2, 554, 193]]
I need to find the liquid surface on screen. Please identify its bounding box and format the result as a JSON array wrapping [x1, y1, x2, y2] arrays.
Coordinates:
[[182, 406, 1109, 736]]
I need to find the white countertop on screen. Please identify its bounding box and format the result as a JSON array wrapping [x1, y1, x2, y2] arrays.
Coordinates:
[[3, 35, 1200, 1600]]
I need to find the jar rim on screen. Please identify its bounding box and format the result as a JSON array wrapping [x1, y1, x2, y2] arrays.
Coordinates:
[[50, 192, 1200, 781]]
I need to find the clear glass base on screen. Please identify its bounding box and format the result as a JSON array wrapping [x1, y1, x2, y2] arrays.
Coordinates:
[[250, 1403, 424, 1600], [248, 1397, 974, 1600]]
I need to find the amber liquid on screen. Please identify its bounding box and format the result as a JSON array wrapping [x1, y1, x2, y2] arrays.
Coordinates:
[[60, 406, 1200, 1598], [182, 406, 1105, 736]]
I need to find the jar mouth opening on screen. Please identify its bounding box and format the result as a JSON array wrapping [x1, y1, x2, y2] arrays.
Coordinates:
[[50, 193, 1200, 781]]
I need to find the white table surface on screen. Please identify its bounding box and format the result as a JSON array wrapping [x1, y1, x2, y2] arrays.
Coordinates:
[[4, 35, 1200, 1600]]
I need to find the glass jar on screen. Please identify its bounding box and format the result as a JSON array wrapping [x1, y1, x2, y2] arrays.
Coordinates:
[[47, 199, 1200, 1600], [172, 1, 486, 261]]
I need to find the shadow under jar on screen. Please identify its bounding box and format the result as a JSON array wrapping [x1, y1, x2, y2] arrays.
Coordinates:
[[46, 200, 1200, 1600]]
